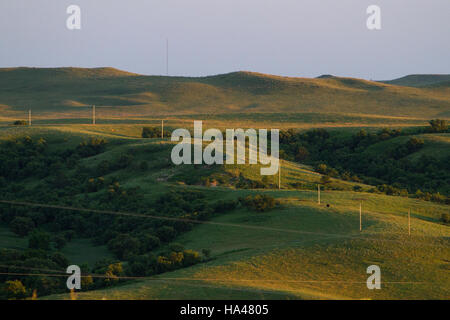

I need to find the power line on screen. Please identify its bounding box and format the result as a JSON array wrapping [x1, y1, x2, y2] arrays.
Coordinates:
[[0, 199, 447, 247], [0, 272, 429, 285]]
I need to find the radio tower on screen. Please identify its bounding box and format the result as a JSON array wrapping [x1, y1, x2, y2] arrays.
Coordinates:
[[166, 38, 169, 76]]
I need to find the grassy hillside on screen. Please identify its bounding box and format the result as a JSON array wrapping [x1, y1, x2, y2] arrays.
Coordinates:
[[0, 124, 447, 300], [0, 68, 449, 120], [381, 74, 450, 88], [46, 188, 450, 300]]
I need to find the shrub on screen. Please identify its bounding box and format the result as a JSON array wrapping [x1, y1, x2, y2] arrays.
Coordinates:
[[321, 175, 332, 185], [138, 234, 160, 253], [53, 234, 67, 250], [441, 213, 450, 224], [115, 154, 134, 169], [240, 194, 279, 212], [169, 243, 185, 253], [213, 200, 238, 213], [156, 226, 177, 242], [28, 231, 51, 251], [182, 250, 202, 266], [428, 119, 448, 133], [13, 120, 27, 126], [4, 280, 27, 299], [142, 127, 164, 138], [139, 161, 149, 171], [108, 234, 140, 259], [202, 248, 211, 259], [10, 217, 35, 237]]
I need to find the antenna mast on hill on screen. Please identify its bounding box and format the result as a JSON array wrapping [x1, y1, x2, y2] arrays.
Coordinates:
[[166, 38, 169, 76]]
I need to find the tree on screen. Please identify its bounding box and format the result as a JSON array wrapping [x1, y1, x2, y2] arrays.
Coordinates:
[[139, 161, 149, 171], [4, 280, 27, 299], [202, 248, 211, 259], [51, 252, 69, 268], [169, 243, 185, 253], [442, 213, 450, 224], [28, 231, 51, 251], [105, 263, 123, 284], [406, 137, 424, 152], [108, 234, 140, 260], [10, 217, 35, 237], [142, 127, 160, 138], [320, 175, 332, 185], [429, 119, 448, 133], [138, 234, 160, 253], [156, 226, 177, 242], [316, 164, 328, 174], [54, 234, 67, 250], [295, 146, 310, 161], [183, 250, 201, 266], [240, 194, 278, 212]]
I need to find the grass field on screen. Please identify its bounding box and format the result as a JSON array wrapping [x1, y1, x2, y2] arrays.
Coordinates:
[[0, 67, 449, 300], [1, 123, 442, 300], [45, 188, 449, 300], [1, 68, 449, 121]]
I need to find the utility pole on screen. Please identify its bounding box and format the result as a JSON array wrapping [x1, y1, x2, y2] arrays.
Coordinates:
[[161, 119, 164, 138], [408, 208, 411, 236], [92, 105, 96, 125], [28, 109, 31, 126], [359, 201, 362, 232], [318, 184, 321, 205]]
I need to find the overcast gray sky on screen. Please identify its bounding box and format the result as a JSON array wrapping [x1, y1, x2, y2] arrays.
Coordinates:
[[1, 0, 449, 79]]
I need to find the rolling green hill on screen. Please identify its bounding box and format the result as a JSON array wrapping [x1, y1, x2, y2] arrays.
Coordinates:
[[0, 65, 449, 300], [380, 74, 450, 88], [0, 68, 449, 119], [0, 124, 447, 300]]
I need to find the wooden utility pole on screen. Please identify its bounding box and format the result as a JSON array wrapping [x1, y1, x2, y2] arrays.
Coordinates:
[[359, 201, 362, 231], [92, 105, 96, 125], [28, 109, 31, 126], [318, 184, 321, 205], [161, 120, 164, 138], [408, 208, 411, 236]]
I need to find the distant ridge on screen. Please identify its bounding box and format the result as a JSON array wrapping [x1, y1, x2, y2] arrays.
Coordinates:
[[380, 74, 450, 87], [316, 74, 335, 79], [0, 67, 449, 118]]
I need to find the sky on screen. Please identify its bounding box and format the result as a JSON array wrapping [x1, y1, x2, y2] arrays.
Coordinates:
[[0, 0, 449, 80]]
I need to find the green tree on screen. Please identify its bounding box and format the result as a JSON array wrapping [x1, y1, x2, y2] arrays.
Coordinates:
[[5, 280, 27, 299], [28, 231, 51, 250], [295, 146, 310, 161], [10, 217, 35, 237], [429, 119, 448, 132], [320, 175, 332, 185]]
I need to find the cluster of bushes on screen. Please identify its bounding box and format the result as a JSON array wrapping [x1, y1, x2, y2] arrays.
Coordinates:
[[441, 213, 450, 224], [142, 127, 171, 138], [0, 248, 70, 299], [0, 135, 245, 298], [239, 194, 279, 212], [13, 120, 28, 126], [278, 121, 450, 201], [427, 119, 448, 133]]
